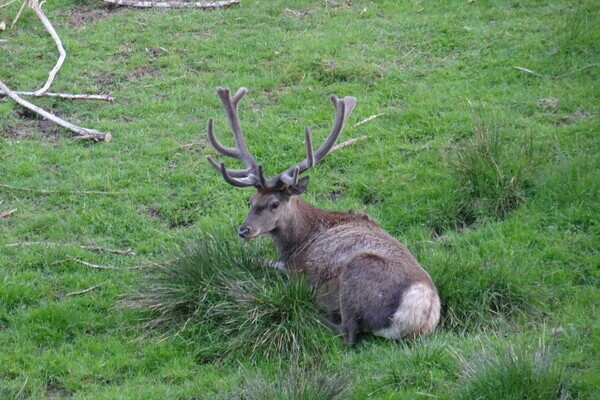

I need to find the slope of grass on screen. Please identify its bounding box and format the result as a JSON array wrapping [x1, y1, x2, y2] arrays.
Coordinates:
[[1, 0, 598, 398]]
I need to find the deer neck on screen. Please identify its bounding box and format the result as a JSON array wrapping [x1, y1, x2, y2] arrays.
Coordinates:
[[269, 196, 326, 262]]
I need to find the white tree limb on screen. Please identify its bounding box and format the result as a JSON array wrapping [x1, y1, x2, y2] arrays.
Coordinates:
[[0, 90, 114, 101], [102, 0, 240, 8], [0, 79, 112, 141], [0, 0, 20, 10], [28, 0, 66, 95], [10, 0, 27, 27]]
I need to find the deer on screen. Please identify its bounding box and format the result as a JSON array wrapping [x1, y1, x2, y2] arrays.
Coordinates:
[[206, 87, 440, 345]]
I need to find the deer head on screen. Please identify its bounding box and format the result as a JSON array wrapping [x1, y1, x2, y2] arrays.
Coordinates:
[[206, 87, 356, 239]]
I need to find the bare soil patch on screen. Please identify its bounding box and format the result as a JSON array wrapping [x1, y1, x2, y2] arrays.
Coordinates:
[[67, 4, 126, 29]]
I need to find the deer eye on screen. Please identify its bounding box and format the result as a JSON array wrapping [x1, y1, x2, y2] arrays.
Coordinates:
[[269, 201, 280, 210]]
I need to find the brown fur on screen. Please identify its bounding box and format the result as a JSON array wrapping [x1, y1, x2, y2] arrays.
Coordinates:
[[241, 193, 440, 345]]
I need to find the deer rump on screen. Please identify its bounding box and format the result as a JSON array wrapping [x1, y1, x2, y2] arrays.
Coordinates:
[[286, 213, 440, 344]]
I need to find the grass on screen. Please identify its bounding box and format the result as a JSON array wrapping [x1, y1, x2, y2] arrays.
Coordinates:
[[120, 234, 336, 362], [1, 0, 599, 398], [455, 338, 569, 400]]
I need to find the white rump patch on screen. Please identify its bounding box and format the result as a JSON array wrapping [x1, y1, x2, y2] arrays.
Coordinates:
[[374, 283, 440, 339]]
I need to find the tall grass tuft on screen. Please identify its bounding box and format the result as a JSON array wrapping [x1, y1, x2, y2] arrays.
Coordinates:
[[232, 366, 352, 400], [451, 111, 536, 226], [119, 234, 332, 362], [455, 338, 569, 400], [434, 259, 547, 332]]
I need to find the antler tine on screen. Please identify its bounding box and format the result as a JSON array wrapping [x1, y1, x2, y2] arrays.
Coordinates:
[[312, 95, 356, 163], [207, 87, 266, 188], [304, 125, 315, 169], [216, 87, 252, 161], [274, 95, 357, 187]]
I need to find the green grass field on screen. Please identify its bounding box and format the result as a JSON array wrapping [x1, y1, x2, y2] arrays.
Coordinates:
[[1, 0, 598, 398]]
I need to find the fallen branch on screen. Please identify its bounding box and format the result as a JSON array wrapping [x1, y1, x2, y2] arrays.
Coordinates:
[[66, 256, 143, 270], [331, 135, 369, 152], [0, 0, 19, 9], [2, 241, 135, 255], [0, 90, 114, 101], [0, 182, 116, 195], [28, 0, 65, 95], [0, 80, 112, 141], [102, 0, 240, 8], [513, 66, 546, 78], [10, 0, 26, 27], [66, 284, 102, 296], [67, 256, 118, 270], [0, 208, 17, 218], [81, 245, 136, 255]]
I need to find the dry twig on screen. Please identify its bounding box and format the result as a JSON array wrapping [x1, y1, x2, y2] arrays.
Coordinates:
[[331, 135, 369, 152], [11, 0, 26, 27], [2, 241, 135, 255], [0, 0, 19, 9], [102, 0, 240, 8], [67, 256, 118, 270], [0, 182, 116, 195], [514, 63, 599, 79], [66, 256, 143, 270], [353, 113, 385, 127], [66, 284, 102, 296]]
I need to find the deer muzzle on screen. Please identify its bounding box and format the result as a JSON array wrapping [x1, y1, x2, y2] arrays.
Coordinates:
[[238, 226, 252, 239]]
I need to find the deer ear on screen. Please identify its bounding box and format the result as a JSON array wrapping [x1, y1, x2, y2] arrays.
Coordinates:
[[287, 176, 309, 195]]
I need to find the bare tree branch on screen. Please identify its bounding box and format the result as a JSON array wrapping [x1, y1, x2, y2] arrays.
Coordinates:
[[0, 0, 20, 10], [66, 284, 102, 296], [10, 0, 26, 27], [2, 241, 135, 255], [0, 80, 112, 141], [24, 0, 66, 95], [0, 90, 114, 101], [102, 0, 240, 8]]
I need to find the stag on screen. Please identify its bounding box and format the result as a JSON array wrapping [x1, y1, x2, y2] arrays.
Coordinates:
[[206, 87, 440, 345]]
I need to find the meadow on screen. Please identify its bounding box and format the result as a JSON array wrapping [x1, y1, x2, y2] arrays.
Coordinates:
[[0, 0, 598, 398]]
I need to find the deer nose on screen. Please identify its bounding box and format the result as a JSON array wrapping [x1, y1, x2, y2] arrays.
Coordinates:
[[238, 226, 251, 238]]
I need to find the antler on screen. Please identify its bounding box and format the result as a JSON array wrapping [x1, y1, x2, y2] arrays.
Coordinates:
[[206, 87, 266, 188], [273, 94, 357, 187], [206, 87, 357, 189]]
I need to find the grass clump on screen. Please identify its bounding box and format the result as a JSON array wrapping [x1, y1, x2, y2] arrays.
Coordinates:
[[455, 339, 569, 400], [450, 111, 537, 227], [434, 259, 546, 332], [230, 366, 351, 400], [120, 234, 333, 362]]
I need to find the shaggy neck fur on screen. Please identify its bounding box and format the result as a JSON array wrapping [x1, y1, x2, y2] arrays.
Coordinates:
[[269, 196, 332, 262]]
